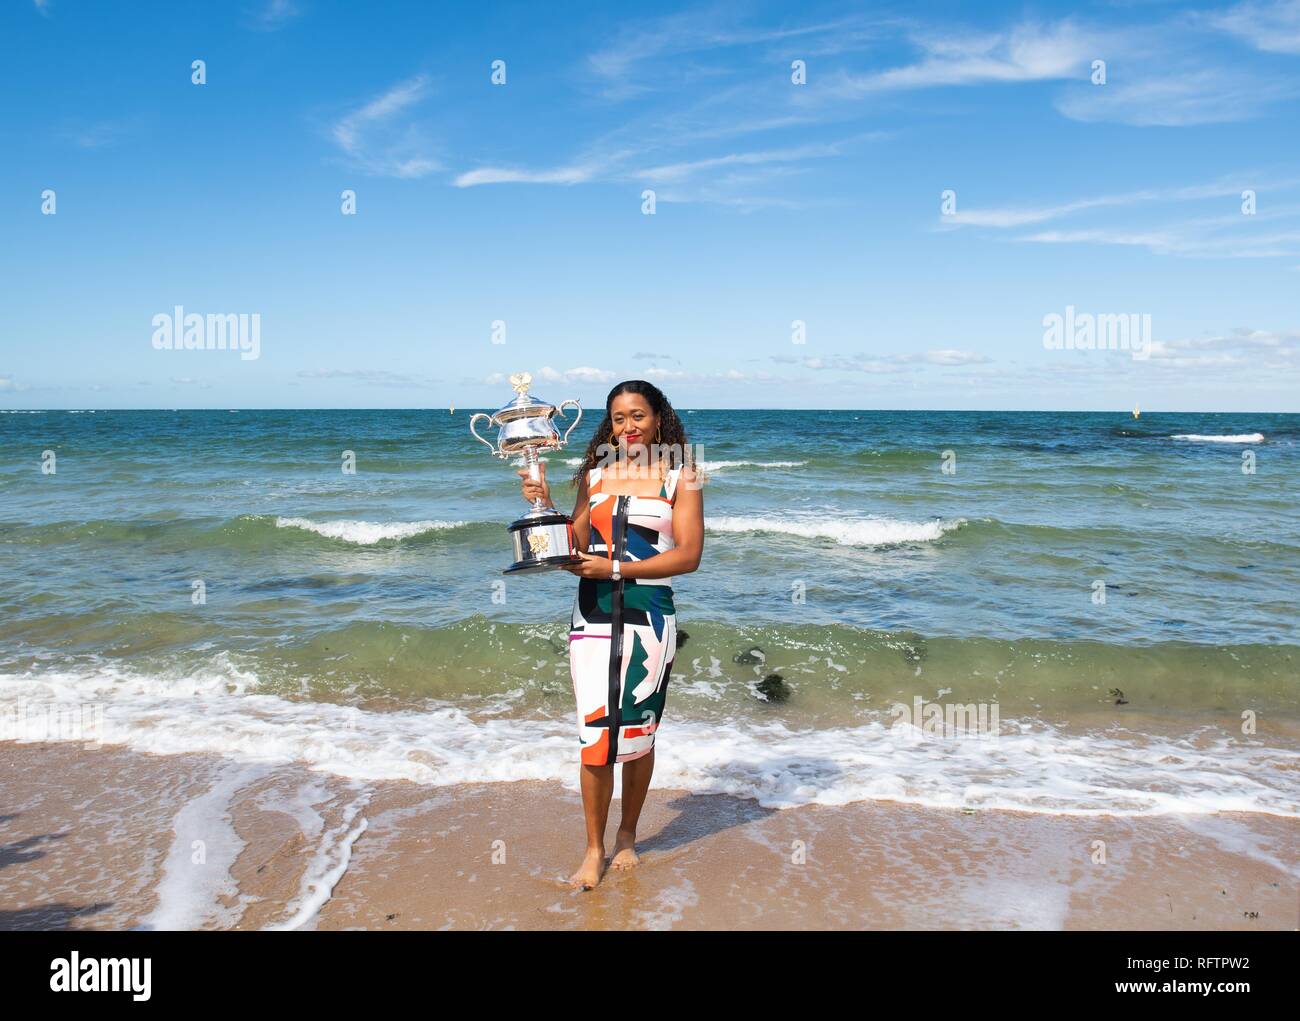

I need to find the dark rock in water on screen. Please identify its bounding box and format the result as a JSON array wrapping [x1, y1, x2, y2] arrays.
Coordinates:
[[1109, 687, 1129, 705], [756, 673, 790, 702], [676, 629, 689, 649], [733, 646, 765, 664]]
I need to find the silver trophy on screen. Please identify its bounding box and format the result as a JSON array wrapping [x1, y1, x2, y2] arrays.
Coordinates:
[[469, 372, 585, 574]]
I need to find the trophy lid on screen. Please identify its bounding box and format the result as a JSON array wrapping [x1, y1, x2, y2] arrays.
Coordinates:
[[494, 372, 556, 422]]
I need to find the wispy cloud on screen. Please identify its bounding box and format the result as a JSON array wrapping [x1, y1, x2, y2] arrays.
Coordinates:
[[485, 364, 812, 387], [1054, 66, 1300, 127], [447, 9, 893, 206], [245, 0, 300, 33], [452, 144, 823, 194], [1142, 328, 1300, 370], [587, 10, 869, 97], [642, 367, 796, 385], [456, 134, 881, 210], [332, 77, 427, 153], [826, 20, 1093, 95], [941, 175, 1300, 260], [772, 350, 990, 373], [982, 328, 1300, 385], [1019, 226, 1300, 259], [454, 162, 602, 188], [939, 179, 1263, 229], [809, 13, 1297, 128], [925, 349, 991, 366], [298, 368, 433, 387], [1206, 0, 1300, 54], [329, 75, 440, 178], [635, 140, 850, 183], [486, 366, 618, 386], [649, 162, 846, 211]]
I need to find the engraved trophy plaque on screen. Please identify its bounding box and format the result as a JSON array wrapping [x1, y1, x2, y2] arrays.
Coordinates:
[[469, 372, 585, 574]]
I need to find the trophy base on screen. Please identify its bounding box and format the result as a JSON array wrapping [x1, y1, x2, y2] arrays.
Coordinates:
[[502, 553, 584, 575], [505, 510, 582, 575]]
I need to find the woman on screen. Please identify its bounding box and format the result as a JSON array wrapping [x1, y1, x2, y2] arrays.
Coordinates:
[[518, 380, 704, 890]]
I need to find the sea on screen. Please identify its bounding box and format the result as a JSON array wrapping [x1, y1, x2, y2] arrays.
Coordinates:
[[2, 408, 1297, 818]]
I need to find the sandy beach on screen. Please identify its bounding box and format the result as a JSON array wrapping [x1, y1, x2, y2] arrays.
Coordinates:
[[2, 740, 1295, 931]]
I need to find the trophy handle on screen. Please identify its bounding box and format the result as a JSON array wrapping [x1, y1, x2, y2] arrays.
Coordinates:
[[556, 399, 582, 446], [469, 412, 501, 457]]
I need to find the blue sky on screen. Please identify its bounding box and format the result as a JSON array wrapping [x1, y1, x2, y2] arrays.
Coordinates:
[[2, 0, 1299, 411]]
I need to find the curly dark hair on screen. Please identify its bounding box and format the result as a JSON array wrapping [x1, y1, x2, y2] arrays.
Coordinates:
[[567, 379, 698, 490]]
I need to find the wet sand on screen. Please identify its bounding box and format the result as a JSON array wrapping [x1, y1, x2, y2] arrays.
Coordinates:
[[1, 740, 1295, 931]]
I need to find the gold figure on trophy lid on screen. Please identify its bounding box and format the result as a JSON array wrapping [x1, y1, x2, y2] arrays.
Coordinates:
[[510, 371, 533, 396], [1133, 403, 1140, 419]]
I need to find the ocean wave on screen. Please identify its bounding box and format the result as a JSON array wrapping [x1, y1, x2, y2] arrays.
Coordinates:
[[0, 514, 483, 549], [1171, 433, 1264, 443], [274, 516, 470, 545], [707, 514, 964, 546], [697, 460, 806, 472], [2, 660, 1296, 818], [11, 617, 1296, 711]]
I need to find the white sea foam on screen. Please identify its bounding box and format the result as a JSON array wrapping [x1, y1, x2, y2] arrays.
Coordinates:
[[707, 514, 964, 546], [263, 783, 372, 931], [4, 662, 1295, 821], [1171, 433, 1264, 443], [127, 758, 373, 931], [137, 759, 272, 930], [274, 516, 468, 544]]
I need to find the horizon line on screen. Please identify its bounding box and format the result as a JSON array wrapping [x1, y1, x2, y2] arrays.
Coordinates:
[[3, 407, 1297, 415]]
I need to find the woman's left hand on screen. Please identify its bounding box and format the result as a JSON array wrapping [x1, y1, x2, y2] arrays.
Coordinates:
[[562, 551, 615, 579]]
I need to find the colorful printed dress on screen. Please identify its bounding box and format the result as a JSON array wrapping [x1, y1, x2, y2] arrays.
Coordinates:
[[568, 463, 682, 765]]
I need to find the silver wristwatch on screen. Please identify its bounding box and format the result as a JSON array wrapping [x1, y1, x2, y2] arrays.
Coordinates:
[[610, 559, 621, 582]]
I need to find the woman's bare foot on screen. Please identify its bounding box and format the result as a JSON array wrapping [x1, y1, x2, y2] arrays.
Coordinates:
[[569, 847, 606, 890], [610, 829, 639, 870]]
